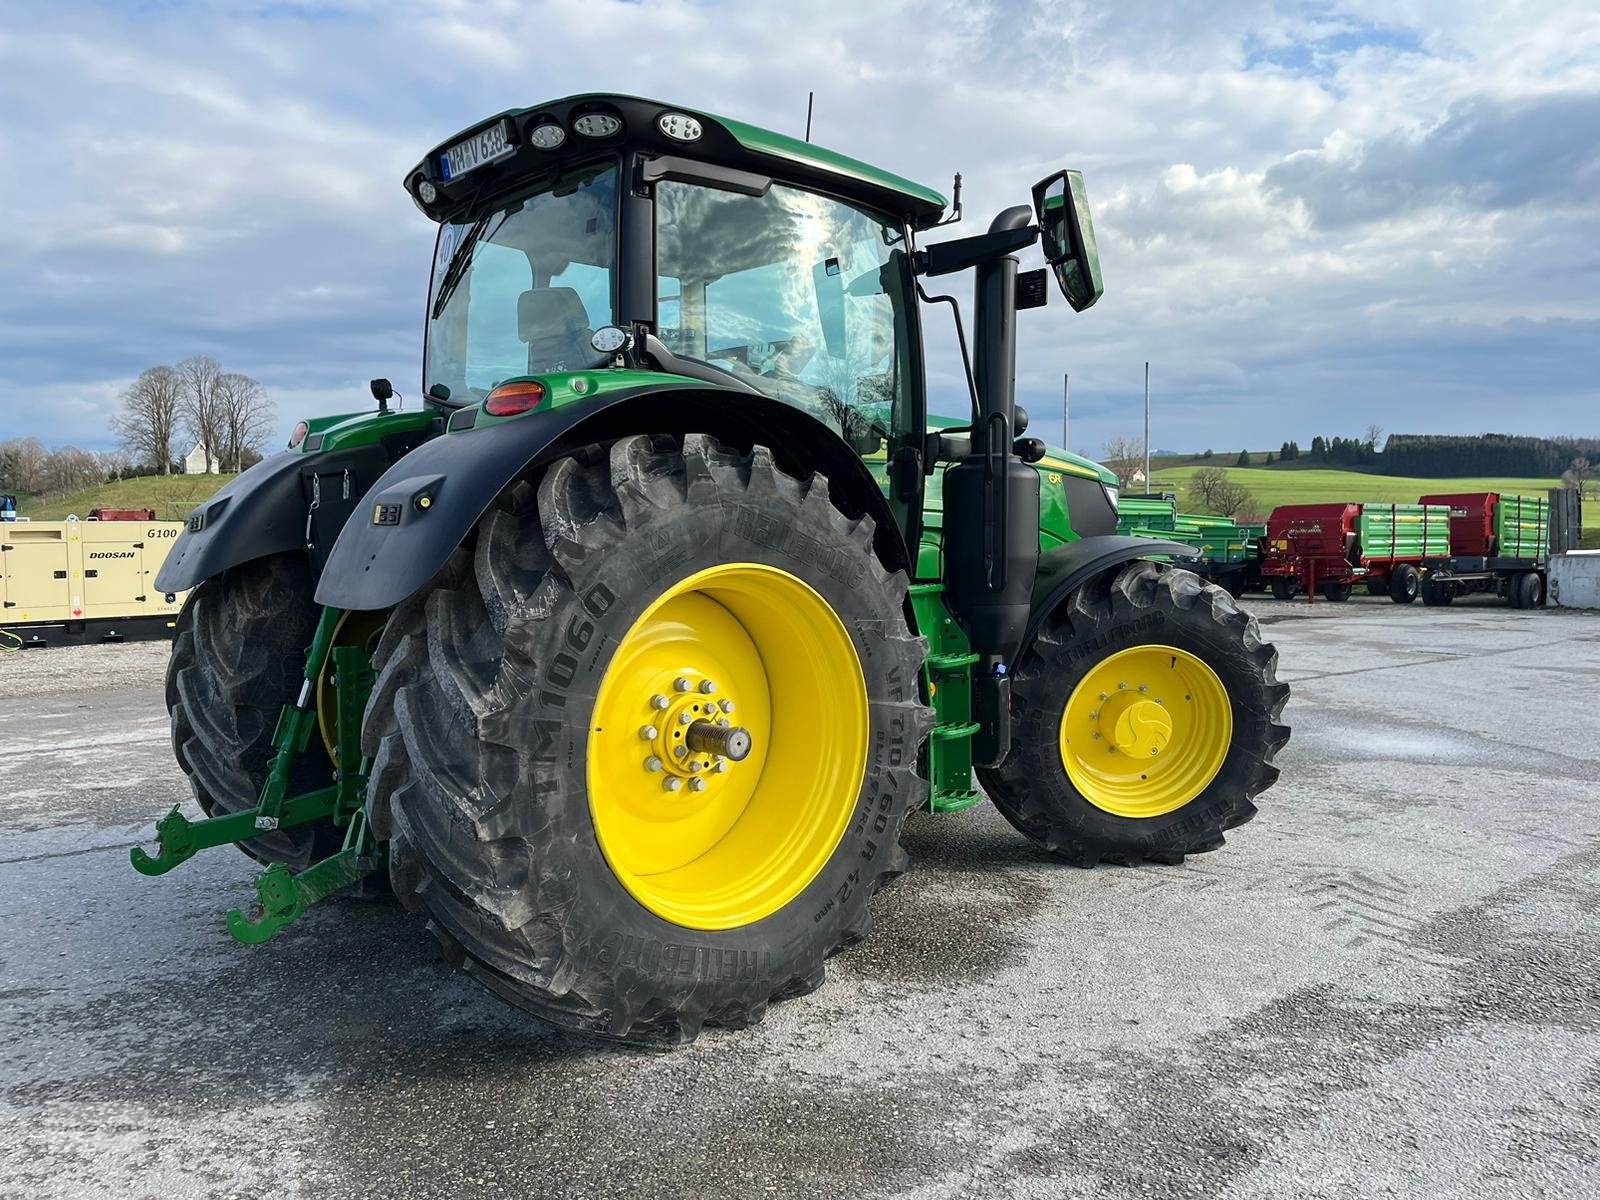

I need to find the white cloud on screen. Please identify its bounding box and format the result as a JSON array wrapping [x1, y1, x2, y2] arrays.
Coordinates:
[[0, 0, 1595, 463]]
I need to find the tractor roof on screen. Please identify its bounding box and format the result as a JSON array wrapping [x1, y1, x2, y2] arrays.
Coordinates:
[[407, 93, 949, 230]]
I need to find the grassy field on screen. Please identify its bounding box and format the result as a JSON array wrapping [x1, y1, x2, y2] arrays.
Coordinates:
[[1149, 464, 1597, 547], [16, 473, 237, 522]]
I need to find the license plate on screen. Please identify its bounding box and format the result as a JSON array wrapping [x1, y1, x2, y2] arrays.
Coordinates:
[[439, 121, 514, 181]]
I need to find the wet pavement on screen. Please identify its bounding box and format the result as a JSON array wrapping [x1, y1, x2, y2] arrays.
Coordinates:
[[1, 598, 1597, 1198]]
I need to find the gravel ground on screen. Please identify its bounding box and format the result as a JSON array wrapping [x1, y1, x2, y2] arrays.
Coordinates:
[[1, 596, 1596, 1199]]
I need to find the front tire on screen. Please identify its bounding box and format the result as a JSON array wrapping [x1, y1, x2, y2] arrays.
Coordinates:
[[978, 563, 1289, 866], [361, 435, 930, 1042], [166, 554, 343, 868]]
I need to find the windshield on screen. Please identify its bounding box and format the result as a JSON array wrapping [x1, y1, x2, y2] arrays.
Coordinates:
[[656, 180, 915, 448], [425, 163, 617, 403]]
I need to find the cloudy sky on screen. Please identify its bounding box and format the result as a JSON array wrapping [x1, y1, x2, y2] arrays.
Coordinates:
[[1, 0, 1596, 459]]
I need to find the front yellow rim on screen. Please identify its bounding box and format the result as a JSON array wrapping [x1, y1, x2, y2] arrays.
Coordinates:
[[1058, 644, 1232, 819], [587, 563, 868, 930], [316, 609, 387, 762]]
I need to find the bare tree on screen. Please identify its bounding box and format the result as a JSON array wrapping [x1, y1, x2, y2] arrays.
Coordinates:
[[1188, 466, 1254, 518], [177, 355, 226, 473], [215, 372, 275, 470], [1364, 422, 1384, 451], [1562, 456, 1598, 500], [0, 437, 50, 493], [1101, 435, 1147, 489], [112, 365, 184, 474]]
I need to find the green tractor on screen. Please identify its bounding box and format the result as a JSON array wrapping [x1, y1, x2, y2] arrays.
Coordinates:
[[142, 95, 1289, 1042]]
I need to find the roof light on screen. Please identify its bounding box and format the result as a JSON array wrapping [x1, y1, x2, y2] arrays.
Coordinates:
[[289, 420, 309, 449], [484, 380, 546, 417], [528, 122, 566, 151], [417, 179, 438, 204], [573, 112, 621, 139], [658, 112, 703, 142]]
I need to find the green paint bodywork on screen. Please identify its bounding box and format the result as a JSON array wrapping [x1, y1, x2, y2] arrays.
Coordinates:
[[458, 369, 707, 431], [294, 407, 434, 454]]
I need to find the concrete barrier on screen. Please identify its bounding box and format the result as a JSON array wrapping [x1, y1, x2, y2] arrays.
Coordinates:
[[1550, 551, 1600, 609]]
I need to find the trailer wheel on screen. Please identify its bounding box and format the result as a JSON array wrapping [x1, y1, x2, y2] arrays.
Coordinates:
[[1270, 577, 1299, 601], [1319, 582, 1353, 602], [1388, 563, 1420, 604], [978, 563, 1289, 867], [361, 435, 930, 1043], [1366, 579, 1387, 598], [1511, 571, 1542, 609], [1422, 578, 1454, 606], [1224, 575, 1248, 599], [166, 554, 344, 869]]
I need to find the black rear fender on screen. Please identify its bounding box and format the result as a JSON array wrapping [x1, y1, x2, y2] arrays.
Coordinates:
[[313, 384, 909, 612]]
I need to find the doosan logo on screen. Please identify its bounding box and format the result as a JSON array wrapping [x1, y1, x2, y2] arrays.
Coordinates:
[[89, 551, 136, 560]]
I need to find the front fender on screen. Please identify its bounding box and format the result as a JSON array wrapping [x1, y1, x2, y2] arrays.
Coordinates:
[[1023, 535, 1201, 651], [314, 383, 909, 612]]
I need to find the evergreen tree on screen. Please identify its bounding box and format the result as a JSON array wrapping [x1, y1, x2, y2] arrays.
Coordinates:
[[1237, 449, 1251, 467]]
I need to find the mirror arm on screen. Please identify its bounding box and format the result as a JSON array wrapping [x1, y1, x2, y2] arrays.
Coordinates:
[[914, 225, 1038, 278]]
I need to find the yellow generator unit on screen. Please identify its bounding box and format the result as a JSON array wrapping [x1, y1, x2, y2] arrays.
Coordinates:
[[1, 518, 188, 646]]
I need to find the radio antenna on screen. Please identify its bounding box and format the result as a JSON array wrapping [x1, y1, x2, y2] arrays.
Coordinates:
[[804, 91, 814, 142]]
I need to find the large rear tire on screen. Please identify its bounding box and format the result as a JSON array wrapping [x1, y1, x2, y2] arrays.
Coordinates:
[[166, 554, 344, 869], [978, 563, 1289, 866], [361, 435, 930, 1042]]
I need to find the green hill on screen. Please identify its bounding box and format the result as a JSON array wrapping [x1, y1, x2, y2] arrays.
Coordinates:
[[17, 473, 237, 522]]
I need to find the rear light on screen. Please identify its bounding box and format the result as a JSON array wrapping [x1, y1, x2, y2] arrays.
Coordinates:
[[484, 381, 546, 417], [289, 420, 309, 449]]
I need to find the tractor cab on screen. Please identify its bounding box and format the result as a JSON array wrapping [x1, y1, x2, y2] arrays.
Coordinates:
[[411, 94, 950, 463]]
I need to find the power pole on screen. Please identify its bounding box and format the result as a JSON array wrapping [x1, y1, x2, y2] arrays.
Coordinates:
[[1143, 361, 1151, 491], [1062, 373, 1069, 453]]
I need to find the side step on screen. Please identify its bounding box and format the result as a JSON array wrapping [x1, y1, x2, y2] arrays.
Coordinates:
[[909, 583, 983, 813]]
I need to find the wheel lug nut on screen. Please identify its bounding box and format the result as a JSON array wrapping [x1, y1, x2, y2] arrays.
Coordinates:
[[673, 677, 693, 693], [1089, 711, 1098, 720], [644, 756, 663, 772], [688, 760, 701, 772], [1093, 732, 1102, 740], [674, 745, 688, 759], [713, 760, 728, 773], [640, 725, 658, 740], [651, 694, 670, 710], [689, 777, 707, 792], [678, 711, 693, 725], [1139, 685, 1149, 693], [1118, 682, 1128, 690], [663, 777, 682, 792], [699, 679, 717, 694], [719, 699, 735, 714], [1099, 692, 1109, 701], [718, 717, 730, 727]]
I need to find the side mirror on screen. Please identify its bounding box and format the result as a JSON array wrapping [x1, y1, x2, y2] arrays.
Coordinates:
[[1031, 170, 1103, 312]]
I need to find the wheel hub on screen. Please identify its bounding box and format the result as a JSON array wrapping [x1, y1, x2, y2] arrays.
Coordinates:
[[638, 675, 753, 788], [1100, 695, 1173, 757]]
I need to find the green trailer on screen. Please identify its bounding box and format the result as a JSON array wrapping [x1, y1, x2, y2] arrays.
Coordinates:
[[1120, 498, 1264, 596]]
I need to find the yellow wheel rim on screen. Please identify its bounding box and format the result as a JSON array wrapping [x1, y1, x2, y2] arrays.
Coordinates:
[[316, 609, 387, 762], [1058, 644, 1232, 819], [587, 563, 868, 930]]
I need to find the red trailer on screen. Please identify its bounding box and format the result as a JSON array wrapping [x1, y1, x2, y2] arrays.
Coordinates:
[[1417, 492, 1549, 607], [1259, 503, 1363, 601], [87, 507, 158, 521]]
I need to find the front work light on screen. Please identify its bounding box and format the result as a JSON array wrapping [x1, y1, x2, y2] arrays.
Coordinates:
[[417, 179, 438, 204], [484, 380, 547, 417], [528, 122, 566, 150], [573, 112, 621, 138], [657, 112, 703, 142]]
